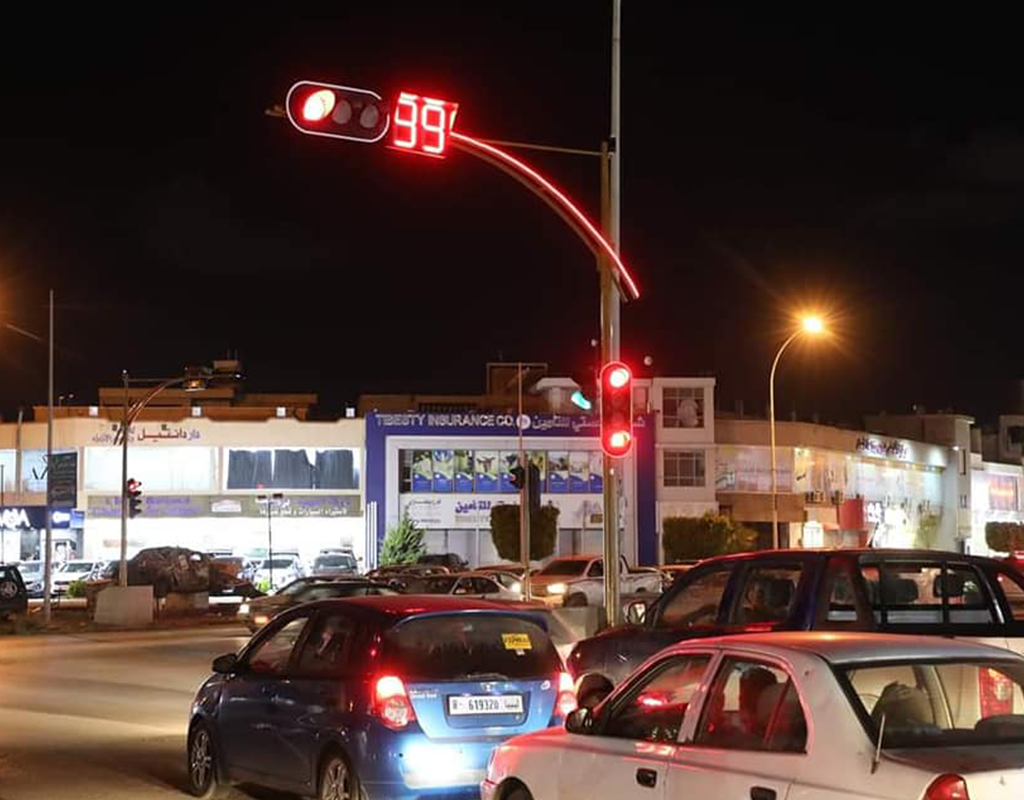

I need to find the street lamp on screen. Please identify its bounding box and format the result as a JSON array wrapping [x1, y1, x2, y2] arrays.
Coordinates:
[[256, 493, 284, 591], [114, 366, 214, 586], [769, 316, 826, 549]]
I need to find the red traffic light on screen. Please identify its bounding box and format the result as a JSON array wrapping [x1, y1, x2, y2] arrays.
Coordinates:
[[286, 81, 390, 143], [600, 361, 634, 458]]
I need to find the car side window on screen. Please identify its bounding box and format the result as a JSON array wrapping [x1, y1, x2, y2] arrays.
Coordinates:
[[996, 570, 1024, 621], [453, 577, 473, 595], [658, 567, 733, 629], [862, 561, 994, 625], [601, 655, 712, 743], [588, 561, 604, 578], [473, 578, 500, 594], [695, 657, 807, 752], [731, 564, 803, 626], [295, 612, 358, 676], [246, 616, 310, 675]]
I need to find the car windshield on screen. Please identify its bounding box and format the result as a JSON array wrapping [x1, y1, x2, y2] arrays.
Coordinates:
[[277, 579, 313, 596], [405, 576, 457, 593], [296, 582, 397, 601], [384, 613, 561, 681], [60, 562, 93, 573], [841, 659, 1024, 748], [537, 559, 588, 577], [315, 555, 356, 568], [260, 558, 295, 569]]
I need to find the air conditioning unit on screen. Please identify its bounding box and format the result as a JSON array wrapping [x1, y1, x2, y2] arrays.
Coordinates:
[[832, 490, 845, 505], [810, 490, 825, 504], [805, 492, 817, 503]]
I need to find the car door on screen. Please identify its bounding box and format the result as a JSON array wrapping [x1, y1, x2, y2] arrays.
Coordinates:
[[216, 612, 313, 780], [666, 655, 806, 800], [264, 609, 363, 793], [558, 653, 713, 800]]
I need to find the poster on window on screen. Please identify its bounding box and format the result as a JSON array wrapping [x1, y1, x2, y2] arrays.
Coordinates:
[[474, 450, 499, 492], [548, 451, 569, 493], [453, 450, 474, 493], [569, 451, 590, 493], [529, 451, 547, 490], [499, 452, 521, 493], [411, 450, 433, 492], [432, 450, 454, 492], [589, 451, 604, 493]]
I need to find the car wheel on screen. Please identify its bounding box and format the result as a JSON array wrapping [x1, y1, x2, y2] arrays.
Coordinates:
[[505, 783, 534, 800], [320, 751, 361, 800], [564, 593, 588, 608], [186, 722, 226, 798]]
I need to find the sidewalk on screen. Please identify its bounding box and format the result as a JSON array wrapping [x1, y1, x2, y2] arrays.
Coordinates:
[[2, 604, 247, 638]]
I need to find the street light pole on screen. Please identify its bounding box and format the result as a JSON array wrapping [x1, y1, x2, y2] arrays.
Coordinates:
[[43, 290, 54, 623], [258, 493, 283, 590]]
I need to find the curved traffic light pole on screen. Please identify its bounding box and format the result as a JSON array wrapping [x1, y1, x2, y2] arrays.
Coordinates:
[[449, 132, 640, 302]]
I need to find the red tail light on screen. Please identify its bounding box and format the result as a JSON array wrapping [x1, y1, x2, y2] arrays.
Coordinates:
[[979, 666, 1014, 718], [926, 775, 970, 800], [557, 671, 577, 718], [373, 675, 416, 730]]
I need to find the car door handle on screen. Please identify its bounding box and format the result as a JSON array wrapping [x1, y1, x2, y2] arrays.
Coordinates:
[[751, 787, 776, 800], [636, 769, 658, 789]]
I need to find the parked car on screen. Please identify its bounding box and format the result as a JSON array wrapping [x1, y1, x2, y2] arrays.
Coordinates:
[[0, 565, 28, 619], [483, 632, 1024, 800], [400, 572, 521, 601], [311, 552, 359, 578], [568, 548, 1024, 697], [16, 560, 44, 598], [85, 547, 213, 600], [530, 555, 663, 607], [252, 555, 304, 592], [238, 578, 398, 632], [51, 560, 97, 596], [366, 564, 450, 584], [417, 552, 468, 572], [187, 596, 577, 799]]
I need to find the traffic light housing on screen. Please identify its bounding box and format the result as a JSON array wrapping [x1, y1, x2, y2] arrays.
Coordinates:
[[509, 462, 542, 516], [600, 361, 634, 458], [286, 81, 390, 143], [127, 478, 143, 518]]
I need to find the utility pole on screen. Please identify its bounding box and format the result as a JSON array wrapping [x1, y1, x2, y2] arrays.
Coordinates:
[[601, 0, 624, 626], [517, 363, 532, 601], [43, 290, 54, 623], [119, 370, 130, 586]]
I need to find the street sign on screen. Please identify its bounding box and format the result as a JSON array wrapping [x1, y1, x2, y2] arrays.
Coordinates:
[[47, 451, 78, 507]]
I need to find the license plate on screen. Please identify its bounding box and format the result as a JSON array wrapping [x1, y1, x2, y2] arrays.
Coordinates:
[[448, 694, 524, 715]]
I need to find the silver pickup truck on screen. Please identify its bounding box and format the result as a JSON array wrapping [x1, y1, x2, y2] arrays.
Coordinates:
[[530, 554, 663, 607]]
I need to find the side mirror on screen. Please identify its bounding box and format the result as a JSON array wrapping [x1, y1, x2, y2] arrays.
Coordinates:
[[626, 599, 648, 626], [212, 653, 239, 674], [565, 707, 594, 735]]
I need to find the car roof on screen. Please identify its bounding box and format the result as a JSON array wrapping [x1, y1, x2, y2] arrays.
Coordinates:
[[546, 554, 597, 562], [665, 631, 1024, 665], [303, 594, 541, 618], [697, 548, 1006, 567]]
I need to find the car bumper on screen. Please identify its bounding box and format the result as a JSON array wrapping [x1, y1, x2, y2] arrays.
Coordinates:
[[359, 731, 501, 799]]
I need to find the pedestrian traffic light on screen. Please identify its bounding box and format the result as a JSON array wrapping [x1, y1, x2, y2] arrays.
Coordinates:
[[527, 462, 541, 516], [509, 465, 525, 491], [600, 361, 633, 458], [127, 478, 143, 518], [285, 81, 390, 143]]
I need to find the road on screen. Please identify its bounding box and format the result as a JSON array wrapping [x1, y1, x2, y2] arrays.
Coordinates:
[[0, 627, 257, 800]]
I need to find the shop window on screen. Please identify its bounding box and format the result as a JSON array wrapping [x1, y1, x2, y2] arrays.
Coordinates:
[[664, 450, 706, 487], [225, 448, 358, 491], [663, 387, 704, 429]]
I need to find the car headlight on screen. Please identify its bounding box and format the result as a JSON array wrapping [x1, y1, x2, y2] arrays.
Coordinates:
[[510, 581, 522, 593], [547, 582, 567, 595], [238, 602, 250, 615]]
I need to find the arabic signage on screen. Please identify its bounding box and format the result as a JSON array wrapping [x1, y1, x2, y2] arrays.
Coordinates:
[[86, 494, 362, 519], [47, 451, 78, 507], [399, 494, 602, 529], [856, 436, 910, 461], [370, 411, 643, 437], [90, 423, 203, 445]]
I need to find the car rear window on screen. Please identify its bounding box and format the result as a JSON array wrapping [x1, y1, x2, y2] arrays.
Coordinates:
[[861, 561, 994, 625], [384, 613, 561, 681]]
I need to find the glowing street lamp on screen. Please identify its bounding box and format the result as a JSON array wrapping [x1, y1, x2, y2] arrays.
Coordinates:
[[770, 315, 827, 549]]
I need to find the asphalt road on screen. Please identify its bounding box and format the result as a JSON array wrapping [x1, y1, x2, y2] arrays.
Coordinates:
[[0, 627, 257, 800]]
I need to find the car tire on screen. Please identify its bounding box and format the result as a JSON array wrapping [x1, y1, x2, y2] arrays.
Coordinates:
[[505, 783, 534, 800], [564, 593, 588, 608], [186, 722, 227, 798], [319, 750, 361, 800]]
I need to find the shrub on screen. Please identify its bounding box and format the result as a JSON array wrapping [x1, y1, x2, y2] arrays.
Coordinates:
[[662, 512, 758, 563], [66, 580, 87, 599], [986, 521, 1024, 554], [490, 504, 559, 562]]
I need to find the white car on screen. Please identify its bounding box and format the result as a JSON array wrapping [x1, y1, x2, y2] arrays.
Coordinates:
[[252, 556, 303, 592], [402, 572, 522, 601], [483, 632, 1024, 800], [51, 560, 97, 595]]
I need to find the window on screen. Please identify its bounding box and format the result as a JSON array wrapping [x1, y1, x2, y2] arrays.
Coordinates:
[[226, 447, 359, 490], [587, 560, 604, 578], [247, 616, 310, 675], [731, 565, 803, 626], [296, 613, 357, 676], [399, 448, 603, 494], [997, 571, 1024, 621], [472, 577, 501, 595], [664, 450, 706, 488], [663, 387, 704, 429], [861, 561, 994, 625], [603, 655, 711, 742], [825, 566, 859, 623], [696, 658, 807, 752], [658, 567, 733, 629]]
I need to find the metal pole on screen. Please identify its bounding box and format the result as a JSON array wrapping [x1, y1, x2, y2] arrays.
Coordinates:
[[43, 290, 54, 622], [1, 464, 5, 563], [769, 332, 799, 550], [119, 370, 129, 586], [268, 498, 274, 591], [518, 363, 531, 601]]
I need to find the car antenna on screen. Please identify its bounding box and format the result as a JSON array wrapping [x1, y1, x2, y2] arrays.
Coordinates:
[[871, 713, 886, 775]]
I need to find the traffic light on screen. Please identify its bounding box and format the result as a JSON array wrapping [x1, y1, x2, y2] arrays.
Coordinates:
[[600, 361, 634, 458], [127, 478, 143, 518], [509, 465, 525, 492], [285, 81, 390, 143], [509, 463, 541, 516], [570, 368, 597, 411]]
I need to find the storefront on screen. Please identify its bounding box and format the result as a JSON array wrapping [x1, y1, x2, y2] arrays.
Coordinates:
[[364, 411, 658, 568], [0, 505, 83, 563]]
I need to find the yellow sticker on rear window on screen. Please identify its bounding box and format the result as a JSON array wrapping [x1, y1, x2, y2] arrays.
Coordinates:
[[502, 633, 532, 651]]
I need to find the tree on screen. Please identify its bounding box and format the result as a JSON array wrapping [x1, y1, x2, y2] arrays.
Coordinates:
[[490, 504, 559, 562], [380, 514, 426, 566], [662, 512, 758, 563], [986, 521, 1024, 554]]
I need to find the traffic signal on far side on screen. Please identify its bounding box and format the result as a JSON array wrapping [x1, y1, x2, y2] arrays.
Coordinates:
[[509, 463, 542, 516], [600, 361, 633, 458], [285, 81, 390, 143], [127, 478, 143, 518]]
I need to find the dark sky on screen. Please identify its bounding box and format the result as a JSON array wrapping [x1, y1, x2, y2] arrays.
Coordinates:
[[3, 4, 1024, 424]]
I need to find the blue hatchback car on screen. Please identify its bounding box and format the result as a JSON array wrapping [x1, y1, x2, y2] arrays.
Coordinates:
[[187, 595, 575, 800]]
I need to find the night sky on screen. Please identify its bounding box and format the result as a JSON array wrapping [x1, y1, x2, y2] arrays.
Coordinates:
[[3, 4, 1024, 425]]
